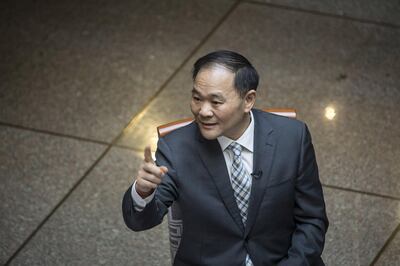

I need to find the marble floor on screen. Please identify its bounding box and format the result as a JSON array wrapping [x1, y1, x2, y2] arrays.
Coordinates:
[[1, 0, 399, 265]]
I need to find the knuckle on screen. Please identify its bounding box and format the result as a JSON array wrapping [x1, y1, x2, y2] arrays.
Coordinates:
[[142, 163, 151, 171], [155, 167, 162, 175], [145, 175, 155, 183], [138, 169, 144, 177]]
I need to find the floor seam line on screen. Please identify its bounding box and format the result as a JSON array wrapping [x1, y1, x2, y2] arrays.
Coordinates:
[[111, 144, 143, 152], [244, 0, 400, 29], [4, 2, 242, 263], [116, 0, 242, 139], [321, 184, 400, 201], [4, 145, 112, 265], [370, 223, 400, 265], [0, 122, 110, 146]]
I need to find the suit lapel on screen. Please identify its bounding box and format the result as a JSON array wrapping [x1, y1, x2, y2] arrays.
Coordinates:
[[245, 110, 277, 237], [197, 132, 245, 233]]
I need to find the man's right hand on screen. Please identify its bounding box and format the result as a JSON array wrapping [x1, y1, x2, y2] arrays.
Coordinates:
[[135, 146, 168, 198]]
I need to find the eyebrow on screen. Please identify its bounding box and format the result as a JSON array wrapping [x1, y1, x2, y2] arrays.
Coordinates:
[[192, 88, 225, 100]]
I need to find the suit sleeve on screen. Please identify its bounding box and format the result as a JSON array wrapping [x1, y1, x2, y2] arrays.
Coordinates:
[[278, 124, 329, 266], [122, 137, 179, 231]]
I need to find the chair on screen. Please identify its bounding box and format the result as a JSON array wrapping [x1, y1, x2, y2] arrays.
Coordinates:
[[156, 108, 297, 262]]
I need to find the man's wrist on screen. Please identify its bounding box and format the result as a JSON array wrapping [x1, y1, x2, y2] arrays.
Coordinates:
[[131, 180, 156, 211], [136, 186, 155, 199]]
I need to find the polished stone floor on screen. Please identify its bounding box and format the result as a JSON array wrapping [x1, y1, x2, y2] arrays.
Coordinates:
[[1, 0, 399, 265]]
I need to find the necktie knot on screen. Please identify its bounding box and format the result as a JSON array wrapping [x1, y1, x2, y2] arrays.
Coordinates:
[[228, 142, 242, 157]]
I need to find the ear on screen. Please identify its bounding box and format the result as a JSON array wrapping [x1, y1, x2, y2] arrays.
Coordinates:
[[244, 90, 256, 112]]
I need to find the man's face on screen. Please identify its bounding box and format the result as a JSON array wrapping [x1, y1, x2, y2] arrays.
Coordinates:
[[190, 65, 255, 140]]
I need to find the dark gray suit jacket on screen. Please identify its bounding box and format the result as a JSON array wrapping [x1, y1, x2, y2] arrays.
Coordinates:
[[122, 109, 329, 265]]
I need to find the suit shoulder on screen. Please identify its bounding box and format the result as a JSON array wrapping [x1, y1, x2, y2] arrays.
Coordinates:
[[254, 109, 305, 130], [160, 121, 197, 144]]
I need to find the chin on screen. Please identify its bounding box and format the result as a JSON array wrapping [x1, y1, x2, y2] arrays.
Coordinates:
[[199, 129, 220, 140]]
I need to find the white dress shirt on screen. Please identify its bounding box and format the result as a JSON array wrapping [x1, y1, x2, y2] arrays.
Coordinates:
[[217, 110, 254, 183], [131, 111, 255, 211]]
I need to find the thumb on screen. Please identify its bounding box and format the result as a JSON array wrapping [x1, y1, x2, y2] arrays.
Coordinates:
[[144, 146, 154, 164], [160, 166, 168, 175]]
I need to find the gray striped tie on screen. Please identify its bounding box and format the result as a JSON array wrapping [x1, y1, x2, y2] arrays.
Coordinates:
[[227, 142, 253, 266]]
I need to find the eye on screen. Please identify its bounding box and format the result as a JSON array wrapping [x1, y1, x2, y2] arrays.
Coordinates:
[[212, 101, 223, 106], [192, 95, 201, 102]]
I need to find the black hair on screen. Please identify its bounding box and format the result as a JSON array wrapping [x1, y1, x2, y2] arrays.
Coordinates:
[[192, 50, 259, 97]]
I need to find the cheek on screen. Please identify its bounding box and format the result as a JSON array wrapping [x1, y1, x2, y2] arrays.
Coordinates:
[[219, 109, 241, 127], [212, 111, 229, 127], [215, 106, 234, 120], [190, 101, 198, 114]]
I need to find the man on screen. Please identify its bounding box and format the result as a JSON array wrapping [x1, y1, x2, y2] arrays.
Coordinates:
[[122, 50, 329, 265]]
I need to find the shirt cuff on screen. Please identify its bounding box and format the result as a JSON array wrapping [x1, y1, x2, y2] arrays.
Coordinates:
[[131, 180, 156, 211]]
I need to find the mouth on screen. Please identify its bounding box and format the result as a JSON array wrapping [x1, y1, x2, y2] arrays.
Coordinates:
[[199, 121, 218, 130]]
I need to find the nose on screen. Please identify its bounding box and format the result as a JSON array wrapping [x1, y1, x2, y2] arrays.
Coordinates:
[[199, 102, 213, 118]]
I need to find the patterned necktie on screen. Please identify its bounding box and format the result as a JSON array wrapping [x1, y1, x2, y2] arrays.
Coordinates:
[[227, 142, 253, 266], [227, 142, 252, 224]]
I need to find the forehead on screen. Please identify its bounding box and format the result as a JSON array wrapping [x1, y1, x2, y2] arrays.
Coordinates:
[[193, 65, 237, 96]]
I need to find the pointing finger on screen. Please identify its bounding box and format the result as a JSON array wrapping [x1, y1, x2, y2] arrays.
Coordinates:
[[144, 146, 154, 164]]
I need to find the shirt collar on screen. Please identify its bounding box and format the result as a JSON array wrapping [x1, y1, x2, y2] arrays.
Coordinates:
[[217, 110, 254, 153]]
